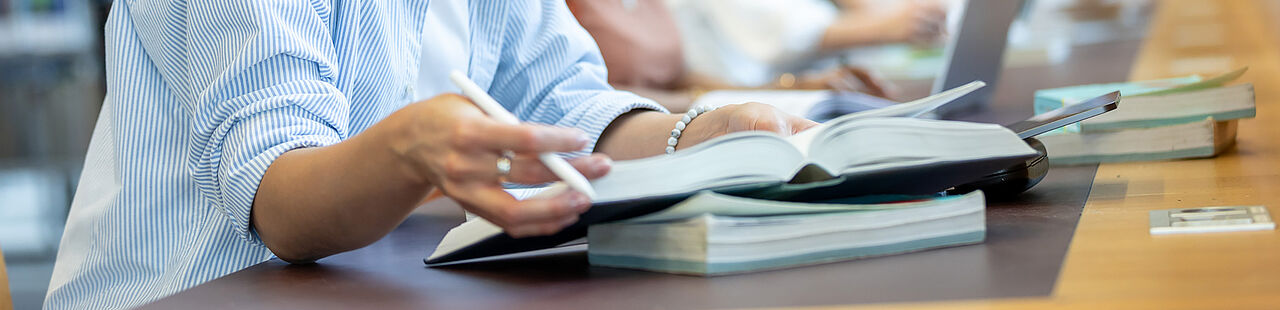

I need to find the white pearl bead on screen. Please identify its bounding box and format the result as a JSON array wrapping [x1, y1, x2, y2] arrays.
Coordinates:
[[675, 121, 685, 130], [670, 128, 681, 137], [667, 137, 678, 146], [680, 115, 691, 123], [686, 110, 699, 118], [665, 146, 676, 154]]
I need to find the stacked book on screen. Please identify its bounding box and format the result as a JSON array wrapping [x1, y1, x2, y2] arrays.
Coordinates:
[[1032, 68, 1255, 165], [587, 191, 987, 275]]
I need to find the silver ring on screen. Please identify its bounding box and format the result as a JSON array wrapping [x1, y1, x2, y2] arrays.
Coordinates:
[[496, 152, 514, 176]]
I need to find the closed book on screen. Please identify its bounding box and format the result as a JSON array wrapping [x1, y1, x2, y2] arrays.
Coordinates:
[[1038, 118, 1237, 165], [1034, 67, 1250, 132], [1073, 84, 1254, 131], [1032, 68, 1253, 165], [587, 191, 987, 275]]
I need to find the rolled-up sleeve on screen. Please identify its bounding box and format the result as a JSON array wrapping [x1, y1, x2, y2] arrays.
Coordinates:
[[128, 0, 348, 243], [484, 0, 668, 155]]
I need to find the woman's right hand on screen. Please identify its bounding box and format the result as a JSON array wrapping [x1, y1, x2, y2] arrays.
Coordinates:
[[874, 0, 948, 45], [383, 94, 612, 237]]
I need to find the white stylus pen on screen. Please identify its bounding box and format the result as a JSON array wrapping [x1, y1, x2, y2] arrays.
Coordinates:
[[448, 71, 598, 199]]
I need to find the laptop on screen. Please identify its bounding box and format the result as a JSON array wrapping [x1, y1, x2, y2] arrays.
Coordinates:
[[931, 0, 1026, 117], [688, 0, 1026, 121]]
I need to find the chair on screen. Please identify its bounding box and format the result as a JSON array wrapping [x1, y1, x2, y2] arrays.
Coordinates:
[[0, 246, 12, 310]]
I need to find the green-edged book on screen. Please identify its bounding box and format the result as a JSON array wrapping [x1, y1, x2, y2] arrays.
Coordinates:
[[1034, 67, 1253, 133], [587, 191, 987, 275], [1037, 118, 1237, 166], [1031, 68, 1253, 165]]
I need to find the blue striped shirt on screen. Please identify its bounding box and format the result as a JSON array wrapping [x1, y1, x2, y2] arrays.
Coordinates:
[[44, 0, 664, 308]]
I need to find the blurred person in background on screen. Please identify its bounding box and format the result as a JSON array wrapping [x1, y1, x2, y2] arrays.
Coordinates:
[[569, 0, 946, 112]]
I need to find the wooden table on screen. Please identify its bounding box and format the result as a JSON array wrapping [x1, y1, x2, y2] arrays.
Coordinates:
[[143, 1, 1280, 309], [798, 1, 1280, 309], [1, 247, 11, 310]]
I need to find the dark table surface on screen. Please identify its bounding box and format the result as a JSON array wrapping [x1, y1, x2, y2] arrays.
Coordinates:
[[144, 40, 1144, 310]]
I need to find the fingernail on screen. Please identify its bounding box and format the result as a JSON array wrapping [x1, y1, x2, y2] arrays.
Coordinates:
[[594, 156, 612, 174], [577, 133, 591, 147], [572, 193, 592, 211]]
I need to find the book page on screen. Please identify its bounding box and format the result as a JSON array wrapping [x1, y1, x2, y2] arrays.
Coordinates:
[[1139, 66, 1247, 97], [622, 190, 982, 223], [588, 132, 805, 203], [784, 81, 987, 154], [427, 217, 503, 261]]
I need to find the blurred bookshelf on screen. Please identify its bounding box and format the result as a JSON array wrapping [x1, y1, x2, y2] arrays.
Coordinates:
[[1, 0, 107, 308], [0, 0, 99, 256]]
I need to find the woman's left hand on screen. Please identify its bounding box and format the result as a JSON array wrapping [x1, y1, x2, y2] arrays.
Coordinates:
[[797, 65, 897, 99], [675, 102, 819, 150], [596, 103, 818, 160]]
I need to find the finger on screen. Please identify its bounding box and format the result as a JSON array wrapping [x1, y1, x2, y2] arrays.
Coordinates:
[[438, 151, 503, 182], [505, 153, 613, 184], [918, 15, 947, 35], [845, 68, 889, 98], [462, 121, 591, 154], [828, 70, 863, 93], [741, 105, 786, 134], [859, 67, 898, 97], [788, 116, 821, 134], [455, 185, 591, 228]]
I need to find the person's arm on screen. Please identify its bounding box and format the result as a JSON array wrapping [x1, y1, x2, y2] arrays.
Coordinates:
[[124, 0, 604, 263], [818, 0, 948, 51], [254, 0, 643, 262], [595, 103, 816, 160], [566, 0, 686, 90], [256, 1, 815, 263], [123, 1, 367, 261], [487, 1, 818, 160]]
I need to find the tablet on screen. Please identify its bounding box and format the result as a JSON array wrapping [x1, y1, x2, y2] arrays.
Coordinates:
[[1005, 91, 1120, 139]]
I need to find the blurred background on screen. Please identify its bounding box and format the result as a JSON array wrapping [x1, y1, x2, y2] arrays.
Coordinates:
[[0, 0, 1149, 308], [2, 0, 109, 309]]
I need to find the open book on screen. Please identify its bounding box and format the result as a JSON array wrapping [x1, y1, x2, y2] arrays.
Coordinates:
[[426, 81, 1038, 265]]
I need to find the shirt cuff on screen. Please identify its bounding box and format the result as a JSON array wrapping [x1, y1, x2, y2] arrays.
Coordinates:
[[199, 104, 344, 245]]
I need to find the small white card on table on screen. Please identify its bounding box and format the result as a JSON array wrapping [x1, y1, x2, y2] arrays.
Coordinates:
[[1150, 206, 1275, 235]]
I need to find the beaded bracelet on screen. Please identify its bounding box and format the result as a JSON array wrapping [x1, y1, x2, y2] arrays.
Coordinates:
[[666, 105, 719, 154]]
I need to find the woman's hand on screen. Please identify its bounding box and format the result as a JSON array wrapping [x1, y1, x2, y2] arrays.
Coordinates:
[[675, 102, 819, 150], [821, 0, 947, 51], [873, 0, 948, 45], [253, 93, 617, 262], [597, 103, 818, 160], [386, 94, 611, 237], [796, 65, 897, 99]]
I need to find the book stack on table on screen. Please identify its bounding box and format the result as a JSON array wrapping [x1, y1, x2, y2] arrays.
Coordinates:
[[1032, 68, 1255, 165], [426, 82, 1041, 275]]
